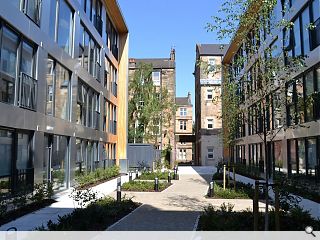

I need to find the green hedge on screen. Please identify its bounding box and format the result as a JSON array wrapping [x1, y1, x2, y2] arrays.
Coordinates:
[[198, 203, 320, 231], [138, 171, 170, 180], [76, 166, 120, 189], [122, 181, 170, 192], [37, 197, 139, 230]]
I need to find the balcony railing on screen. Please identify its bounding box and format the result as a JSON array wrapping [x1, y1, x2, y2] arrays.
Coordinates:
[[19, 72, 37, 111]]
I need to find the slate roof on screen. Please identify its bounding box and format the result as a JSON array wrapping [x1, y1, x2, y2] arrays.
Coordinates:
[[176, 97, 192, 106], [197, 44, 229, 56]]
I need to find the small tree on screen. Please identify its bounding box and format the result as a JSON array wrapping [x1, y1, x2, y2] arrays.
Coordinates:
[[207, 0, 308, 230], [128, 63, 176, 146]]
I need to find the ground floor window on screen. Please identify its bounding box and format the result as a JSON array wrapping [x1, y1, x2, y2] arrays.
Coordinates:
[[178, 149, 187, 160], [0, 128, 33, 197], [288, 136, 320, 178]]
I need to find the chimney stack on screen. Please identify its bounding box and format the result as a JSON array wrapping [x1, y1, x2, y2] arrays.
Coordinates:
[[187, 92, 191, 105], [170, 48, 175, 61]]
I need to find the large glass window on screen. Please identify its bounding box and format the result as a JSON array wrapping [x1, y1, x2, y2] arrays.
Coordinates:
[[0, 27, 18, 104], [51, 135, 68, 191], [298, 139, 306, 174], [25, 0, 41, 24], [301, 6, 311, 55], [49, 0, 73, 55], [305, 70, 315, 121], [307, 138, 317, 176], [55, 63, 70, 120], [0, 129, 13, 196], [57, 0, 73, 55], [311, 0, 320, 49], [46, 57, 70, 120], [293, 17, 302, 56], [288, 139, 297, 175]]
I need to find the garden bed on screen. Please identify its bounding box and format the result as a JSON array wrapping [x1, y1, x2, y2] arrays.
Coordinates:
[[197, 203, 320, 231], [0, 198, 56, 226], [75, 166, 120, 190], [121, 180, 171, 192], [138, 171, 171, 180], [209, 173, 268, 199], [36, 197, 140, 230]]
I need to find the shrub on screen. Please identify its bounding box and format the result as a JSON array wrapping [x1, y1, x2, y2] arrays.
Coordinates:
[[138, 171, 170, 180], [36, 197, 139, 231], [76, 166, 120, 189], [198, 203, 320, 231], [122, 181, 170, 192]]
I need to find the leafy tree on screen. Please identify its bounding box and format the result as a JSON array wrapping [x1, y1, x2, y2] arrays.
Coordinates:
[[207, 0, 309, 230], [128, 63, 176, 146]]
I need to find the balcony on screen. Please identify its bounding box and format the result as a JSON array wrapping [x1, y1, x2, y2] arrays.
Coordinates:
[[18, 72, 37, 111], [94, 15, 103, 36]]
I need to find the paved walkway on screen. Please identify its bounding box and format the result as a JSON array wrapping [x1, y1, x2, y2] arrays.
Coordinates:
[[107, 166, 260, 231], [0, 174, 134, 231]]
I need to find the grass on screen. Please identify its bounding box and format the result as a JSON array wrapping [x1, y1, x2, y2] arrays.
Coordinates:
[[138, 171, 170, 180], [75, 166, 120, 189], [210, 173, 266, 199], [121, 180, 171, 192], [209, 182, 250, 199], [198, 203, 320, 231]]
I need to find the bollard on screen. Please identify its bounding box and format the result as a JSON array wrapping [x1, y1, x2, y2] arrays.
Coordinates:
[[253, 180, 259, 231], [223, 165, 226, 190], [233, 166, 236, 191], [136, 169, 139, 178], [168, 172, 171, 184], [129, 171, 132, 182], [117, 185, 121, 202], [275, 184, 280, 231], [154, 177, 159, 192], [208, 181, 214, 197]]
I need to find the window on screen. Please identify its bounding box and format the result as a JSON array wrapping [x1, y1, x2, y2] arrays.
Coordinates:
[[49, 0, 74, 55], [301, 6, 311, 55], [178, 149, 186, 160], [311, 0, 320, 50], [46, 57, 71, 120], [0, 27, 19, 104], [207, 148, 214, 159], [293, 17, 302, 56], [10, 0, 41, 25], [307, 138, 317, 176], [207, 119, 213, 129], [305, 70, 315, 121], [0, 26, 37, 108], [78, 23, 101, 81], [0, 129, 33, 196], [179, 120, 187, 131], [152, 71, 160, 86], [180, 107, 187, 116], [207, 89, 213, 100], [106, 15, 119, 60]]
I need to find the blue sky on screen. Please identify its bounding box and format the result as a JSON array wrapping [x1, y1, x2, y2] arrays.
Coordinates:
[[117, 0, 228, 107]]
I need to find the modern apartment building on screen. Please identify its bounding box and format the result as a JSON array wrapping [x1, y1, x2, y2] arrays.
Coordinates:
[[194, 44, 228, 166], [0, 0, 129, 197], [175, 93, 193, 164], [222, 0, 320, 180], [128, 49, 176, 163]]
